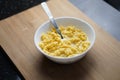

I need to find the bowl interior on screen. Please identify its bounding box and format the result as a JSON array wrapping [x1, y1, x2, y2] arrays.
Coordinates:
[[34, 17, 95, 57]]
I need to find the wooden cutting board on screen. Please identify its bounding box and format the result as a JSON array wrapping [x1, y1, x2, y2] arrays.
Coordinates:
[[0, 0, 120, 80]]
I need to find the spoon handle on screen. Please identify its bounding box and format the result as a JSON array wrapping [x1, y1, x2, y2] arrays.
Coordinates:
[[41, 2, 63, 39], [41, 2, 53, 19], [41, 2, 58, 29]]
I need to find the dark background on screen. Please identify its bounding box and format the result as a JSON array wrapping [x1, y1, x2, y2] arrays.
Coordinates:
[[0, 46, 25, 80], [104, 0, 120, 11], [0, 0, 119, 20], [0, 0, 47, 20]]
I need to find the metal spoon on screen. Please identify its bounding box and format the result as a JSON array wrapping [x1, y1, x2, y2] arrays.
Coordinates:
[[41, 2, 63, 39]]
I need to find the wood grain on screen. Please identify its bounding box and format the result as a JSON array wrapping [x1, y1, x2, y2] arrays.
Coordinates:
[[0, 0, 120, 80]]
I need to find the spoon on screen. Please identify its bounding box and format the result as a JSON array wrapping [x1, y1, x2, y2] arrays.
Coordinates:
[[41, 2, 63, 39]]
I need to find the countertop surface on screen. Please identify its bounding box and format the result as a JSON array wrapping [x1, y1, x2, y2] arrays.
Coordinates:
[[0, 0, 120, 80], [69, 0, 120, 41], [0, 0, 47, 20]]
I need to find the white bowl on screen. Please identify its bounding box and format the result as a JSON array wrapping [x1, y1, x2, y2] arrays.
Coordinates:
[[34, 17, 95, 64]]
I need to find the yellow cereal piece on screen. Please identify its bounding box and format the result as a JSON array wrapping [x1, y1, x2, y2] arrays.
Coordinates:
[[59, 26, 65, 31], [39, 26, 90, 57]]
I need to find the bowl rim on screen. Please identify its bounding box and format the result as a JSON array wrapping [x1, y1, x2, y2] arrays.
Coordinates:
[[34, 16, 96, 59]]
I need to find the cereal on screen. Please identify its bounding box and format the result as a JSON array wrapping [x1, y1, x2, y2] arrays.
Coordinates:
[[39, 26, 90, 57]]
